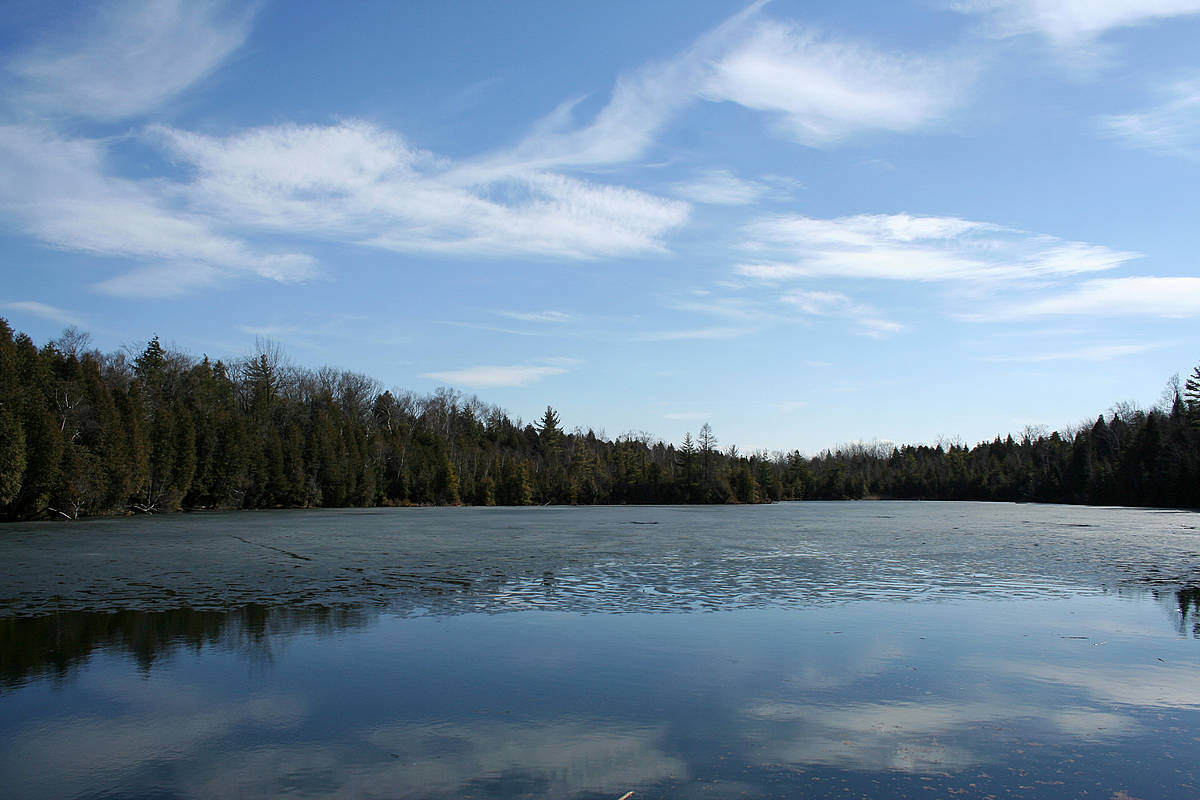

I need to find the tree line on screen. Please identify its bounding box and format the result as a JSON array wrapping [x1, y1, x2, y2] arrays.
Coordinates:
[[1, 318, 1198, 520]]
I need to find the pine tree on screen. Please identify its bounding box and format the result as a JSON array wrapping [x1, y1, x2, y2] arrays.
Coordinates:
[[1185, 364, 1200, 427], [537, 405, 562, 445], [0, 408, 26, 509], [133, 336, 166, 380]]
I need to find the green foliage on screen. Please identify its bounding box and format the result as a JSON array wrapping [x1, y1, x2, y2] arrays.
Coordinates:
[[1, 318, 1198, 520], [0, 409, 26, 507], [1186, 366, 1200, 427]]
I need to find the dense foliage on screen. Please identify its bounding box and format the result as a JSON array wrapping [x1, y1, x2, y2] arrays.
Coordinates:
[[1, 318, 1198, 519]]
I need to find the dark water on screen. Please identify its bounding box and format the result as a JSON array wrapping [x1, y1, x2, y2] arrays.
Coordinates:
[[2, 502, 1199, 799]]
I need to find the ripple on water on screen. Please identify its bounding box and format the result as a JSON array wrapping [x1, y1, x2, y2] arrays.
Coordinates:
[[0, 502, 1197, 616]]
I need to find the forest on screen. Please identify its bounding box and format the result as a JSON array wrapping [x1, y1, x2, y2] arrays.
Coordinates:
[[1, 317, 1198, 520]]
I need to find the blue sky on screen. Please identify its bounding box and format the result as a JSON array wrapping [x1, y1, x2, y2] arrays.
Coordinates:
[[2, 0, 1200, 454]]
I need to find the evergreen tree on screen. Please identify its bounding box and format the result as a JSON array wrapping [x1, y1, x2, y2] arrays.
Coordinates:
[[0, 409, 26, 508], [537, 405, 562, 445], [1185, 364, 1200, 426]]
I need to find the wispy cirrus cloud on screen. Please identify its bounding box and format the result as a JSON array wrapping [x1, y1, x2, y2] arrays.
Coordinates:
[[0, 300, 85, 327], [633, 326, 758, 341], [0, 0, 693, 299], [701, 21, 972, 146], [9, 0, 255, 121], [470, 2, 767, 175], [671, 168, 770, 206], [949, 0, 1200, 45], [782, 289, 904, 338], [736, 213, 1140, 283], [423, 363, 570, 388], [745, 698, 1131, 775], [1101, 77, 1200, 159], [981, 342, 1161, 361], [494, 310, 572, 323], [978, 277, 1200, 319], [0, 125, 317, 298], [154, 121, 690, 261], [468, 3, 970, 176], [0, 1, 981, 301], [670, 295, 769, 323], [0, 1, 315, 298]]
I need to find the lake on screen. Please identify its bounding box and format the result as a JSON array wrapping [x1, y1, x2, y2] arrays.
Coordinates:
[[1, 502, 1198, 799]]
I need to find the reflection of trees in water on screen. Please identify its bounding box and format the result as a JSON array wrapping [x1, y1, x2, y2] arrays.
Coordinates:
[[0, 605, 371, 690], [1177, 588, 1200, 639], [1117, 585, 1200, 639]]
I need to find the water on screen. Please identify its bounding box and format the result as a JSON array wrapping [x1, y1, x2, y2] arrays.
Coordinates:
[[1, 502, 1199, 798]]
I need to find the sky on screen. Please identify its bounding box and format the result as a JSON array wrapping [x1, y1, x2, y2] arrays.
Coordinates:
[[2, 0, 1200, 454]]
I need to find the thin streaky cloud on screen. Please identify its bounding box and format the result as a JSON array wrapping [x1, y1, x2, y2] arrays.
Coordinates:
[[0, 125, 317, 298], [975, 277, 1200, 319], [1, 300, 85, 327], [155, 121, 690, 262], [494, 310, 572, 323], [237, 324, 301, 338], [1101, 77, 1200, 159], [633, 326, 757, 341], [10, 0, 255, 121], [670, 296, 769, 322], [92, 263, 231, 299], [463, 1, 963, 179], [981, 343, 1161, 362], [950, 0, 1200, 45], [423, 364, 569, 388], [737, 213, 1139, 283], [672, 169, 769, 206], [0, 5, 984, 301], [702, 21, 973, 146], [438, 321, 561, 338], [466, 1, 768, 177], [781, 289, 905, 339]]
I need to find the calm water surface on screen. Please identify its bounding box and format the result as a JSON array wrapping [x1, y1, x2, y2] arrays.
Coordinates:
[[2, 502, 1199, 799]]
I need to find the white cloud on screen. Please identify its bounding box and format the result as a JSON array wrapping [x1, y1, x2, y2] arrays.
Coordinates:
[[236, 324, 301, 338], [0, 125, 317, 297], [155, 121, 690, 261], [985, 277, 1200, 318], [92, 264, 232, 299], [982, 343, 1160, 361], [0, 3, 985, 301], [782, 289, 905, 338], [494, 310, 572, 323], [353, 720, 687, 799], [9, 0, 254, 120], [423, 364, 569, 388], [474, 2, 767, 175], [1101, 77, 1200, 159], [634, 326, 757, 341], [671, 296, 767, 322], [672, 168, 769, 206], [0, 300, 85, 326], [176, 719, 686, 799], [470, 3, 967, 175], [737, 213, 1139, 283], [951, 0, 1200, 45], [744, 698, 1133, 774], [980, 656, 1200, 709], [702, 21, 971, 146]]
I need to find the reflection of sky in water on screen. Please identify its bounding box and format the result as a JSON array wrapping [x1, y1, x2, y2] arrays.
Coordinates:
[[2, 594, 1199, 799]]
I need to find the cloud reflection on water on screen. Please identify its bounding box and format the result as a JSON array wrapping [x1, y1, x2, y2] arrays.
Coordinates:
[[741, 699, 1137, 774]]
